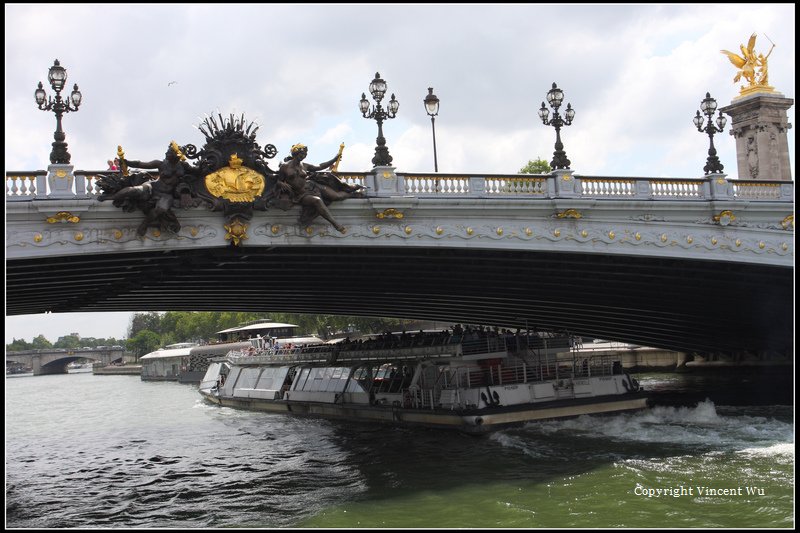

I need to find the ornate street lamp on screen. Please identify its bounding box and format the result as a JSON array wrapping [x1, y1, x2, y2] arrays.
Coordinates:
[[694, 92, 727, 174], [34, 59, 82, 164], [360, 72, 399, 166], [538, 82, 575, 170], [424, 87, 440, 172]]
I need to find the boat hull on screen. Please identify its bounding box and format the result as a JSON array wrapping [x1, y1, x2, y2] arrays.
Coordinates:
[[199, 389, 648, 434]]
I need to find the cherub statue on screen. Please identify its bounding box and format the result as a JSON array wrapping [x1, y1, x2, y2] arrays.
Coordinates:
[[721, 33, 775, 93]]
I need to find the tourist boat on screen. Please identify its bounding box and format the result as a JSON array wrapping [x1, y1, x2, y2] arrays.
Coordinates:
[[198, 329, 648, 434]]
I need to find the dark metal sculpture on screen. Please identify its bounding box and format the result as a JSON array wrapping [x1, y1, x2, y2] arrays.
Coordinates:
[[273, 144, 365, 233], [538, 82, 575, 170], [359, 72, 399, 166], [96, 113, 364, 242]]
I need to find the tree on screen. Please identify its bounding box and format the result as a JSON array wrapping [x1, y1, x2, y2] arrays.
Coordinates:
[[31, 334, 53, 350], [126, 330, 162, 358], [519, 157, 552, 174], [6, 338, 33, 352]]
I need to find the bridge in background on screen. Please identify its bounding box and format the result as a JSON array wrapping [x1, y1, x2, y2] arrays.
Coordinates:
[[6, 167, 794, 358], [6, 346, 126, 375]]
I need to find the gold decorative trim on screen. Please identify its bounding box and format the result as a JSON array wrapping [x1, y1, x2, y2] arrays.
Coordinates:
[[306, 226, 314, 236], [496, 228, 503, 236], [716, 178, 726, 185], [634, 232, 641, 241], [371, 226, 380, 234], [466, 227, 474, 236], [404, 226, 412, 235], [758, 241, 765, 249], [713, 210, 736, 225], [524, 228, 532, 236], [580, 230, 588, 238], [46, 211, 80, 224], [735, 239, 742, 247], [271, 225, 280, 234], [660, 233, 668, 242], [190, 227, 199, 237], [553, 229, 561, 237], [74, 232, 84, 241], [224, 219, 248, 246], [113, 229, 123, 239], [55, 169, 68, 178], [686, 236, 693, 244], [608, 231, 615, 240], [780, 215, 794, 230], [711, 237, 718, 245], [781, 243, 788, 251], [555, 208, 582, 219], [34, 233, 43, 243], [435, 226, 443, 235], [376, 208, 404, 219], [152, 229, 161, 238]]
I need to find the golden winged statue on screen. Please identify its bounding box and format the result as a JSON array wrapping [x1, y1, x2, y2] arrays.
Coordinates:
[[721, 33, 776, 96]]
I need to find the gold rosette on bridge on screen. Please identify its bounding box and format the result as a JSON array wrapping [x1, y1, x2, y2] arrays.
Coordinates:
[[205, 153, 265, 202]]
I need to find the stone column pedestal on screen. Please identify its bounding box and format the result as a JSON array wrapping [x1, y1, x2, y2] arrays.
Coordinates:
[[720, 93, 793, 181]]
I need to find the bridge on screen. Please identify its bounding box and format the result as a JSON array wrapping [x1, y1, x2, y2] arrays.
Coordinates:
[[6, 167, 794, 359], [6, 346, 126, 375]]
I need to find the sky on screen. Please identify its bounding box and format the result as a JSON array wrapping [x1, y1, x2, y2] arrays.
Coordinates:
[[4, 4, 796, 344]]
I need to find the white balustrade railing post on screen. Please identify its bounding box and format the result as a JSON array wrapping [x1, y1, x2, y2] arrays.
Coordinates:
[[45, 164, 76, 199], [468, 176, 486, 197], [706, 172, 732, 200], [371, 166, 403, 197], [552, 169, 580, 198]]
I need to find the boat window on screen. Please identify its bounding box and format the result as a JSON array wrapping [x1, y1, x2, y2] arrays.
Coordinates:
[[293, 367, 311, 391], [255, 367, 289, 391], [237, 367, 262, 389]]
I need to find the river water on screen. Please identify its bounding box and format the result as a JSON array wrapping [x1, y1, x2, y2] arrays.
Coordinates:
[[5, 371, 794, 528]]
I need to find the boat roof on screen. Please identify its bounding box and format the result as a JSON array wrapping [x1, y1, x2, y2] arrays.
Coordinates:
[[275, 335, 325, 345], [216, 322, 298, 334], [140, 345, 197, 360]]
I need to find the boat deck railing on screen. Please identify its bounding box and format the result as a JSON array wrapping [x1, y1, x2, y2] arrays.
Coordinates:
[[442, 353, 619, 390]]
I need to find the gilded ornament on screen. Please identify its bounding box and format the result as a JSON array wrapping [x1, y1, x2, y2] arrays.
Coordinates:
[[721, 33, 777, 97], [466, 227, 474, 236], [781, 243, 788, 251], [660, 233, 668, 242], [780, 214, 793, 230], [34, 233, 43, 243], [608, 231, 615, 240], [224, 219, 249, 245], [376, 208, 404, 219], [555, 209, 582, 219], [758, 241, 765, 249], [735, 239, 742, 247], [435, 226, 443, 235], [580, 230, 588, 238], [190, 227, 199, 237], [46, 211, 80, 224], [55, 170, 67, 178], [404, 226, 412, 235], [634, 232, 641, 241], [711, 237, 718, 245], [496, 228, 503, 236], [74, 232, 84, 241], [113, 230, 123, 239], [686, 236, 693, 244], [713, 210, 736, 226], [306, 226, 314, 235], [524, 228, 532, 236], [205, 153, 266, 202], [152, 229, 161, 238], [372, 226, 380, 235], [553, 229, 561, 237], [271, 225, 280, 234]]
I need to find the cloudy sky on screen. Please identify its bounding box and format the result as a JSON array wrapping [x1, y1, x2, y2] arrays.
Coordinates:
[[5, 4, 795, 343]]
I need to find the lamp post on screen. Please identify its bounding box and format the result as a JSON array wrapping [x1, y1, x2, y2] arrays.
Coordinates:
[[424, 87, 440, 172], [34, 59, 82, 164], [693, 92, 727, 174], [538, 82, 575, 170], [359, 72, 399, 166]]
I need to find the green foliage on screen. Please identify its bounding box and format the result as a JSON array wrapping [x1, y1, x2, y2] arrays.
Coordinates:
[[6, 338, 33, 352], [519, 157, 552, 174], [126, 329, 162, 357], [31, 334, 53, 349]]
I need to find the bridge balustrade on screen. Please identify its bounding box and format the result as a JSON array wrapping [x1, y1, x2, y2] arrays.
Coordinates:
[[7, 169, 793, 202]]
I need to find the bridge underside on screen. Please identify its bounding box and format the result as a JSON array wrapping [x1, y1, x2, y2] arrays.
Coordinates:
[[7, 246, 792, 356]]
